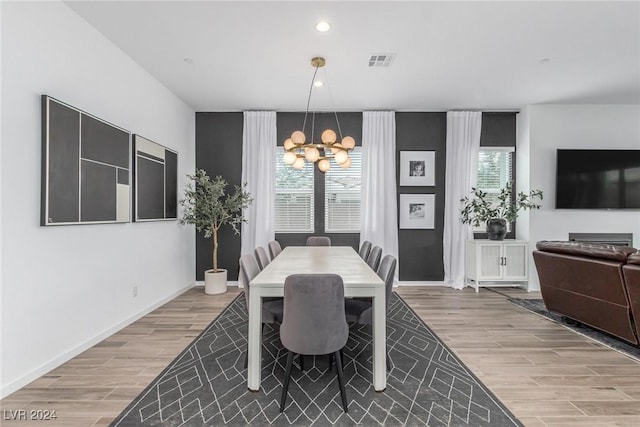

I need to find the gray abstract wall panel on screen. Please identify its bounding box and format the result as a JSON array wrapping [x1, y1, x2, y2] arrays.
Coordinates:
[[41, 95, 131, 225], [133, 135, 178, 222]]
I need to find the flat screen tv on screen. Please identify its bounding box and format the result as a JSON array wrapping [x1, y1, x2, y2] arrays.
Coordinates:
[[556, 149, 640, 209]]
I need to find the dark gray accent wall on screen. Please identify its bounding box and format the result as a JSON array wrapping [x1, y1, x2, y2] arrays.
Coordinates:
[[194, 111, 517, 282], [480, 112, 517, 147], [275, 112, 363, 251], [396, 113, 447, 281], [195, 112, 244, 281]]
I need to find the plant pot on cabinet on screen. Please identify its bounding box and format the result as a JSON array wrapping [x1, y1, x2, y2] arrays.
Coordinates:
[[486, 219, 507, 240], [204, 269, 227, 295]]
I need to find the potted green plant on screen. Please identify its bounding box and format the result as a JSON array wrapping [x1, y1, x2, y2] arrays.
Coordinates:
[[180, 169, 252, 294], [460, 182, 543, 240]]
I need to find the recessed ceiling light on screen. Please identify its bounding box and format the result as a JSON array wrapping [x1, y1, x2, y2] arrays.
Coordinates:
[[313, 81, 324, 87], [316, 21, 331, 32]]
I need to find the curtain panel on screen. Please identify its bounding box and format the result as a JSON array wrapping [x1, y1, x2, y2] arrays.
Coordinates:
[[443, 111, 482, 289], [241, 111, 276, 285], [361, 111, 399, 280]]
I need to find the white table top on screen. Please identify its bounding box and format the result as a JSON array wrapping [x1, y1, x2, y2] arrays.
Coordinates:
[[251, 246, 384, 288]]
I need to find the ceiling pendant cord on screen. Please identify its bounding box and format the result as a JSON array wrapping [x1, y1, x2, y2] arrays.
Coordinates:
[[323, 66, 344, 141], [301, 64, 321, 136]]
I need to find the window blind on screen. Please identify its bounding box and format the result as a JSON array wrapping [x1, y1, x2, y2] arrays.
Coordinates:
[[325, 148, 362, 233], [274, 153, 314, 232]]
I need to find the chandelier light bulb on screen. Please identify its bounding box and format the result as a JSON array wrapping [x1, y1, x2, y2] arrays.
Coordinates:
[[335, 150, 349, 165], [305, 146, 320, 162], [321, 129, 337, 144], [284, 138, 296, 151], [291, 131, 306, 145], [341, 136, 355, 150], [318, 159, 331, 172], [340, 157, 352, 168], [293, 157, 305, 169], [284, 151, 298, 165], [330, 142, 343, 154]]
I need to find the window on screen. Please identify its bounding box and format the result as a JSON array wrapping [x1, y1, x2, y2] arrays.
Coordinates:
[[274, 147, 362, 234], [325, 148, 362, 232], [475, 147, 514, 231], [275, 153, 314, 232]]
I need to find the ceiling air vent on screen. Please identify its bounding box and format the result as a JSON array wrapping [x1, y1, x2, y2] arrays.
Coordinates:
[[368, 54, 395, 67]]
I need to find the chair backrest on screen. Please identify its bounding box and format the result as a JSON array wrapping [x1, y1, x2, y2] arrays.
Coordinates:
[[306, 236, 331, 246], [239, 254, 261, 307], [268, 240, 282, 259], [358, 241, 372, 260], [255, 246, 270, 270], [280, 274, 348, 355], [366, 246, 382, 271], [357, 255, 397, 325], [377, 255, 397, 312]]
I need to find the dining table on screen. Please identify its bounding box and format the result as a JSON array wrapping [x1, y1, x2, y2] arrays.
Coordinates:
[[247, 246, 387, 391]]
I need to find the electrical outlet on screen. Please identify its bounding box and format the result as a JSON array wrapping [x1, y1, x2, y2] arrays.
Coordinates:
[[133, 286, 138, 298]]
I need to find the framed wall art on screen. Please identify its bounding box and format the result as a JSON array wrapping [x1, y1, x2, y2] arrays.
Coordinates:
[[133, 135, 178, 221], [400, 151, 435, 186], [399, 194, 435, 229], [41, 95, 131, 226]]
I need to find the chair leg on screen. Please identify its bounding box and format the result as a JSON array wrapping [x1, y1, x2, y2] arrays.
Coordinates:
[[328, 353, 333, 370], [334, 350, 349, 413], [298, 354, 305, 371], [280, 352, 295, 413], [386, 353, 391, 371]]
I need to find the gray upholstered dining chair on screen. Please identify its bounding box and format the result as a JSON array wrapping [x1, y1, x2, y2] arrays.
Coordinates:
[[366, 245, 382, 271], [358, 240, 372, 260], [344, 254, 397, 371], [268, 240, 282, 259], [306, 236, 331, 246], [279, 274, 349, 413], [254, 246, 270, 270], [239, 254, 283, 369]]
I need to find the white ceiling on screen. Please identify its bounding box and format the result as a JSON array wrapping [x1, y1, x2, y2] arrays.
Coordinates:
[[65, 0, 640, 112]]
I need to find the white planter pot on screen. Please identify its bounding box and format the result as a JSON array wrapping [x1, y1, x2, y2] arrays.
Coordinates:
[[204, 269, 227, 295]]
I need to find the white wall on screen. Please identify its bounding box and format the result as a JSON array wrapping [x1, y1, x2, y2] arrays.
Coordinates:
[[1, 1, 195, 397], [524, 104, 640, 290]]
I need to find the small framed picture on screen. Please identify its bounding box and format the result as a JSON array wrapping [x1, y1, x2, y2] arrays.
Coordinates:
[[399, 194, 435, 229], [400, 151, 435, 186]]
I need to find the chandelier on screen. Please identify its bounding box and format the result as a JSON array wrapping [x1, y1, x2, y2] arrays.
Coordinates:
[[282, 57, 356, 172]]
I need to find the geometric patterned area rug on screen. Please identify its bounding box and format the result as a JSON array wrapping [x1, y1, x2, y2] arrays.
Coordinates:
[[111, 293, 522, 426], [508, 297, 640, 361]]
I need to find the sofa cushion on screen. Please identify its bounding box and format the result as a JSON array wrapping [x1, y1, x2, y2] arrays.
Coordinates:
[[535, 240, 635, 262]]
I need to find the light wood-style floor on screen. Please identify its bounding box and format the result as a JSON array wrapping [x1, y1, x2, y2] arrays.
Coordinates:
[[2, 286, 640, 426]]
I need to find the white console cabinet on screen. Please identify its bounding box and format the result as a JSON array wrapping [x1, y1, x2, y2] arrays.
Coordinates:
[[465, 240, 529, 292]]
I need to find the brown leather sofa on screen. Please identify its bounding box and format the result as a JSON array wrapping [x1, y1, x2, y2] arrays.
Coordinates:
[[533, 241, 638, 345]]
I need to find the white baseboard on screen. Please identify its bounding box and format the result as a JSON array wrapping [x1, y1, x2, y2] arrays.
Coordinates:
[[195, 280, 240, 288], [0, 282, 195, 399], [397, 281, 445, 287]]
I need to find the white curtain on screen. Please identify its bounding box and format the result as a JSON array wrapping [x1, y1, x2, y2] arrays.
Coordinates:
[[361, 111, 399, 280], [241, 111, 276, 267], [443, 111, 482, 289]]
